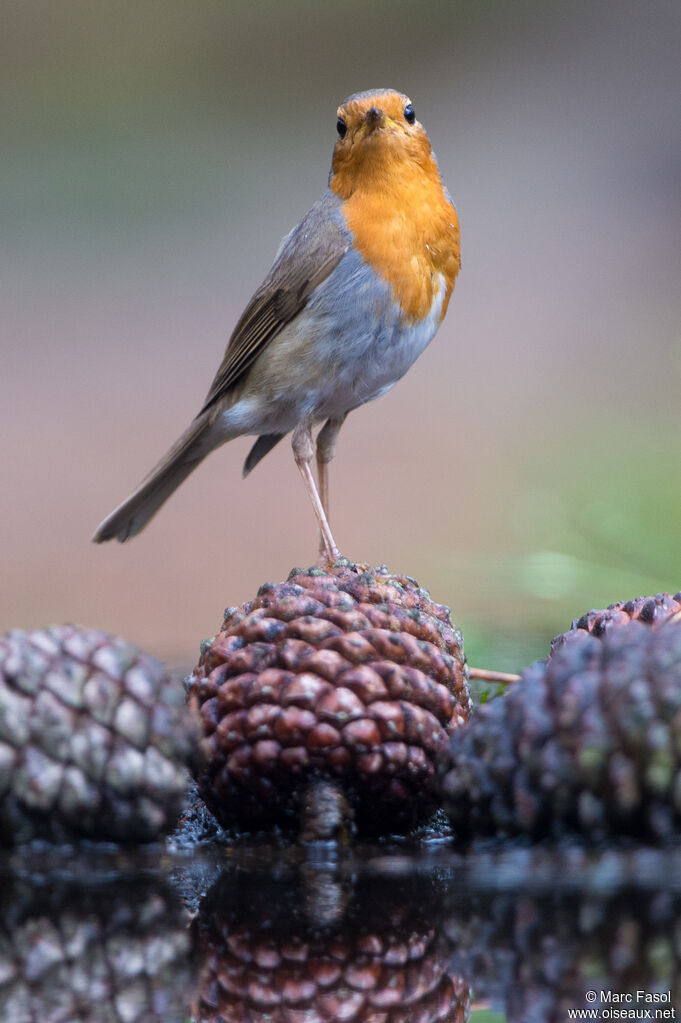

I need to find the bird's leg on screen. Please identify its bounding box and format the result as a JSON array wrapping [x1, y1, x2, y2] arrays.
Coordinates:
[[315, 415, 346, 556], [292, 422, 341, 566]]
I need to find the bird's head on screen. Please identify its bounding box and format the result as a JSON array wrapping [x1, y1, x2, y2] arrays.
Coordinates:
[[329, 89, 433, 197]]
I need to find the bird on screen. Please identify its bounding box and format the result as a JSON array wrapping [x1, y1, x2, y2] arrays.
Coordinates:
[[92, 89, 461, 563]]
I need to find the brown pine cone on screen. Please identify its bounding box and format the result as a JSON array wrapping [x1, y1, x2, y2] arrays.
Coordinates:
[[0, 626, 197, 845], [195, 871, 469, 1023], [188, 562, 470, 836], [442, 617, 681, 841], [550, 592, 681, 653]]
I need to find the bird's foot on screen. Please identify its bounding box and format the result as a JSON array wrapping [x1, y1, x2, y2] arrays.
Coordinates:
[[316, 544, 343, 569]]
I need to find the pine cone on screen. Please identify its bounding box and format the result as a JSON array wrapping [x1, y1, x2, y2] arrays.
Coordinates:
[[0, 626, 197, 845], [550, 592, 681, 653], [195, 870, 469, 1023], [0, 878, 192, 1023], [188, 562, 470, 835], [442, 617, 681, 841]]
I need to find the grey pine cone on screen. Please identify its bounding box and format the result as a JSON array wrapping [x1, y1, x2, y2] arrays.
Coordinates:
[[442, 617, 681, 841], [0, 626, 197, 845]]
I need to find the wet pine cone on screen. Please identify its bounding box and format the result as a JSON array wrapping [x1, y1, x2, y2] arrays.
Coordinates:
[[188, 562, 470, 835], [0, 626, 196, 845], [550, 591, 681, 653], [442, 616, 681, 841]]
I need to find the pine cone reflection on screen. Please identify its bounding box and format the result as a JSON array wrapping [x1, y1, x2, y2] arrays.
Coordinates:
[[194, 869, 469, 1023]]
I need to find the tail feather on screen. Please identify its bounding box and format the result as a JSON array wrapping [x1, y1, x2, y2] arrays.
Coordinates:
[[92, 415, 216, 543], [242, 433, 284, 477]]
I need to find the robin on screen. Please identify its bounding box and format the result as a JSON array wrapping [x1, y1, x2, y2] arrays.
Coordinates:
[[93, 89, 461, 563]]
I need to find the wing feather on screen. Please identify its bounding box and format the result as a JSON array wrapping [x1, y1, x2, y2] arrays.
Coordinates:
[[199, 191, 349, 415]]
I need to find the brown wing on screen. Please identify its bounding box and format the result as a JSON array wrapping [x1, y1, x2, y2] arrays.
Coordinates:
[[199, 190, 349, 415]]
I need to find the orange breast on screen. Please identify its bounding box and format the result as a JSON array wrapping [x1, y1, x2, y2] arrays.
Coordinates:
[[330, 143, 461, 324]]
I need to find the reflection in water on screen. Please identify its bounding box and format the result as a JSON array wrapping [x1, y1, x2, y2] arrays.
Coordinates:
[[189, 848, 681, 1023], [192, 866, 469, 1022], [0, 871, 195, 1023], [1, 846, 681, 1021], [445, 886, 681, 1022]]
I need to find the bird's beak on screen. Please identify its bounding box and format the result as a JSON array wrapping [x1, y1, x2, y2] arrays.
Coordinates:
[[363, 105, 385, 133]]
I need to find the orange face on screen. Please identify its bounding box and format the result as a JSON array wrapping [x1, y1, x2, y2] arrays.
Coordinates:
[[331, 90, 431, 189], [329, 90, 461, 324]]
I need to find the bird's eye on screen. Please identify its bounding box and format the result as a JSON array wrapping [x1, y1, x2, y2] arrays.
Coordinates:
[[404, 103, 415, 124], [336, 117, 347, 139]]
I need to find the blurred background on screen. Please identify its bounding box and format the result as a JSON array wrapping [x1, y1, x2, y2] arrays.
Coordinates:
[[2, 0, 680, 672]]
